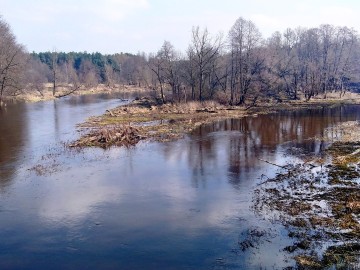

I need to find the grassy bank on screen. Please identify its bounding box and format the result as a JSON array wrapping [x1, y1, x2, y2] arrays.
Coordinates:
[[5, 84, 152, 103], [70, 92, 360, 148]]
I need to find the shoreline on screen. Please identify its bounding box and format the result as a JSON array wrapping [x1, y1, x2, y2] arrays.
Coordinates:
[[70, 94, 360, 148], [4, 84, 154, 103], [254, 121, 360, 269]]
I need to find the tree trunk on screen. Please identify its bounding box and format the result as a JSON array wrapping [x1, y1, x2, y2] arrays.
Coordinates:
[[199, 72, 203, 101], [238, 94, 245, 105], [52, 79, 56, 96], [230, 51, 235, 105], [159, 82, 165, 104]]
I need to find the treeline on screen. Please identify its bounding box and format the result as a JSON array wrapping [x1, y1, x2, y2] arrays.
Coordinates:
[[28, 51, 150, 96], [1, 15, 360, 104]]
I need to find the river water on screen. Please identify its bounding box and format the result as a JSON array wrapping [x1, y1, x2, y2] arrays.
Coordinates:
[[0, 95, 359, 269]]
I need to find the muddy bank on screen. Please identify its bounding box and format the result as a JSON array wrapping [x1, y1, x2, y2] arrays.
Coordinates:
[[254, 121, 360, 269]]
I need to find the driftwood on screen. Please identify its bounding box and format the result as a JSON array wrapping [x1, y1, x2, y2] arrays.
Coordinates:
[[245, 96, 258, 110], [195, 108, 217, 113], [70, 125, 143, 148], [106, 109, 114, 116], [55, 84, 82, 98]]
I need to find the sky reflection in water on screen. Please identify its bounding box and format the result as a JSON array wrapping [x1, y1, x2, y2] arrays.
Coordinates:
[[0, 97, 359, 269]]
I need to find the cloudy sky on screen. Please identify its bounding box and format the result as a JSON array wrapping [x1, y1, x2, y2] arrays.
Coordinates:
[[1, 0, 360, 54]]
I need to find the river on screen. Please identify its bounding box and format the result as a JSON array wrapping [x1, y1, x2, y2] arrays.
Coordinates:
[[0, 95, 359, 269]]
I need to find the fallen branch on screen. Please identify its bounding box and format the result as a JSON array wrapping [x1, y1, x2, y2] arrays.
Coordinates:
[[55, 84, 83, 98], [106, 109, 114, 116], [257, 158, 286, 168]]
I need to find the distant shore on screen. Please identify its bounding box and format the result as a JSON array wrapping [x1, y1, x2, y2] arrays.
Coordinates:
[[5, 84, 154, 103]]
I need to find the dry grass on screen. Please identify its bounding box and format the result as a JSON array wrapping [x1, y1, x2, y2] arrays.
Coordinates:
[[9, 84, 152, 103], [312, 91, 360, 101], [76, 97, 247, 145], [73, 94, 360, 149]]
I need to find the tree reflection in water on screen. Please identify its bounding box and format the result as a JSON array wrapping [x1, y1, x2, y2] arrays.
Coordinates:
[[0, 103, 27, 189], [183, 105, 360, 189]]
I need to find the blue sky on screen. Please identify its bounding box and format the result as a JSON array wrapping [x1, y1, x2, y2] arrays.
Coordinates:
[[1, 0, 360, 54]]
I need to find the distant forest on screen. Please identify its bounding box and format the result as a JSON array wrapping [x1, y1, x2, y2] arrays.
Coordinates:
[[1, 15, 360, 104]]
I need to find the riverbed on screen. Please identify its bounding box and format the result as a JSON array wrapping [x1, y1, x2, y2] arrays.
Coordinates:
[[0, 95, 359, 269]]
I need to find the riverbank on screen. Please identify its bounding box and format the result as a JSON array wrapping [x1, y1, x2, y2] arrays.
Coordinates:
[[5, 84, 153, 103], [70, 92, 360, 148], [254, 121, 360, 269]]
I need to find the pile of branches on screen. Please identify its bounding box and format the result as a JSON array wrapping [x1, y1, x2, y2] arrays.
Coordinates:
[[70, 125, 143, 148]]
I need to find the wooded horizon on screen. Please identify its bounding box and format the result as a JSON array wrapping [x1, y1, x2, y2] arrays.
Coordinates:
[[1, 15, 360, 104]]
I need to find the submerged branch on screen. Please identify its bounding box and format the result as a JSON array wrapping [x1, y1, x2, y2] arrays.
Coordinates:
[[257, 158, 286, 168]]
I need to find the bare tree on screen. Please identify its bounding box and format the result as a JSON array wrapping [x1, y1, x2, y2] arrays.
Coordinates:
[[184, 46, 197, 100], [189, 26, 222, 101], [156, 41, 182, 101], [148, 52, 166, 103], [0, 17, 27, 104], [54, 58, 85, 98], [266, 29, 302, 100], [331, 27, 357, 96], [50, 50, 59, 96], [229, 17, 264, 105], [24, 57, 50, 96], [79, 59, 98, 87]]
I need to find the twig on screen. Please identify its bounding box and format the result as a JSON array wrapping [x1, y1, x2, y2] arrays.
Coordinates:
[[257, 158, 286, 168]]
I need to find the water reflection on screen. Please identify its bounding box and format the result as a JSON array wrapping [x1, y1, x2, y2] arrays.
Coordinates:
[[0, 103, 27, 187], [0, 103, 359, 269], [0, 92, 140, 192], [38, 165, 123, 225], [185, 105, 360, 190]]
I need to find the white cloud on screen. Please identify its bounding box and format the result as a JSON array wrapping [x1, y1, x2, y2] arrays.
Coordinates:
[[86, 0, 150, 22], [38, 169, 122, 225], [320, 6, 357, 27], [2, 0, 360, 53], [3, 0, 150, 23], [249, 14, 283, 36]]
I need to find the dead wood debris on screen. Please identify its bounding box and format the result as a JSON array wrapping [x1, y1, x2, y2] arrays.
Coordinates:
[[70, 125, 143, 148]]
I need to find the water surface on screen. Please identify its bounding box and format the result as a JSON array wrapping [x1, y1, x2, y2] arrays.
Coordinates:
[[1, 97, 359, 269]]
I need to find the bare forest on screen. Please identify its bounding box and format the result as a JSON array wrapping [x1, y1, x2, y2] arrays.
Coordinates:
[[1, 16, 360, 104]]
